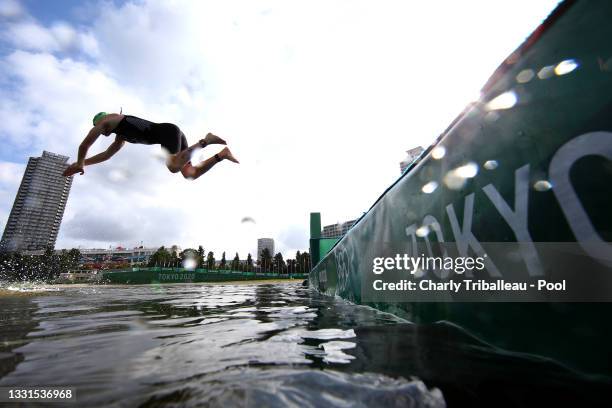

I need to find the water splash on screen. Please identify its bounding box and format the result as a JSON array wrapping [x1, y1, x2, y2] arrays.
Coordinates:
[[3, 283, 59, 293]]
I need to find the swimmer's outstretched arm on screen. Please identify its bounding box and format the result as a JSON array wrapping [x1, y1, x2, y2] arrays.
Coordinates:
[[83, 137, 125, 166], [76, 124, 106, 166], [63, 129, 124, 177]]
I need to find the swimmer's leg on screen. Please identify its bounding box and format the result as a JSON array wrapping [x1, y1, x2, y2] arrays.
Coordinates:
[[167, 133, 226, 173], [167, 148, 193, 173], [181, 147, 239, 180], [198, 133, 226, 148]]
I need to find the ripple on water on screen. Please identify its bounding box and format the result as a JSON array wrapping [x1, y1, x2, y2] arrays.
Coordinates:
[[139, 367, 445, 408]]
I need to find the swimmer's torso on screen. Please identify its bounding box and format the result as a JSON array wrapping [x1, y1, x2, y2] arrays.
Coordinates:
[[112, 115, 158, 145]]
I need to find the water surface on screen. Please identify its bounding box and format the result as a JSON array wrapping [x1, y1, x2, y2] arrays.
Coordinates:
[[1, 282, 608, 407], [0, 282, 443, 407]]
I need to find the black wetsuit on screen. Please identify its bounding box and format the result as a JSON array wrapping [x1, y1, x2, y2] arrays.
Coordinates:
[[113, 115, 188, 154]]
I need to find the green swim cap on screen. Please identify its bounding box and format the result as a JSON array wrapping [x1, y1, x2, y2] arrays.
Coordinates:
[[92, 112, 108, 126]]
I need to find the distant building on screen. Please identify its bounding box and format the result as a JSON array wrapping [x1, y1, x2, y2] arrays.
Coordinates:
[[257, 238, 275, 259], [79, 247, 157, 264], [322, 219, 357, 238], [21, 246, 157, 265], [1, 151, 73, 251], [399, 146, 425, 173]]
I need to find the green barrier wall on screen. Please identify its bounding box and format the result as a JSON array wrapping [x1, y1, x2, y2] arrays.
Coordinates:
[[103, 268, 307, 284], [310, 0, 612, 376]]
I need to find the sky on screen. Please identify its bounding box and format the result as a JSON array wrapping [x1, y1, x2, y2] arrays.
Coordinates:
[[0, 0, 560, 258]]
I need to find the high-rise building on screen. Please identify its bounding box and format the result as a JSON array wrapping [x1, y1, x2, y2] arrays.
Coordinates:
[[257, 238, 275, 259], [400, 146, 425, 173], [1, 151, 73, 251]]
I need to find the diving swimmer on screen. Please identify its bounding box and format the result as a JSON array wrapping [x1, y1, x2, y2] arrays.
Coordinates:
[[62, 112, 239, 179]]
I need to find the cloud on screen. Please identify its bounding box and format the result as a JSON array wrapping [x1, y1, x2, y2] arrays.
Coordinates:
[[1, 49, 141, 154], [63, 211, 135, 242], [93, 2, 209, 94], [277, 224, 309, 255], [62, 201, 190, 247], [0, 161, 24, 185], [0, 0, 22, 19], [0, 160, 24, 234], [5, 21, 57, 51], [3, 20, 98, 54]]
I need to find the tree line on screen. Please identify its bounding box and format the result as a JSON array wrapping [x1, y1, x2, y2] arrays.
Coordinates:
[[0, 244, 312, 282], [147, 245, 311, 274], [0, 248, 81, 282]]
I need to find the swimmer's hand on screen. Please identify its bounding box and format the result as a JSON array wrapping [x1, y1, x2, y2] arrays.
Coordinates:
[[63, 162, 85, 177]]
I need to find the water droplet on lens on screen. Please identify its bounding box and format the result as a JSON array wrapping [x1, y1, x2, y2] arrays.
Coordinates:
[[554, 59, 579, 76], [182, 258, 197, 270], [516, 69, 535, 83], [455, 162, 478, 178], [416, 226, 430, 237], [484, 160, 498, 170], [537, 66, 555, 79], [533, 180, 552, 191], [485, 111, 500, 123], [431, 146, 446, 160], [443, 162, 478, 190], [486, 90, 517, 111], [421, 181, 438, 194]]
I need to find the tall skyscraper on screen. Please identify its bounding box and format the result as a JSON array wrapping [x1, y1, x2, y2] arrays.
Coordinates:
[[1, 151, 73, 251], [257, 238, 275, 259]]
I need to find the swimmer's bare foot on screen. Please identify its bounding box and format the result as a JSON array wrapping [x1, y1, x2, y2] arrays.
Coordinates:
[[220, 147, 239, 163], [199, 133, 226, 147]]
